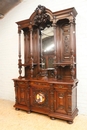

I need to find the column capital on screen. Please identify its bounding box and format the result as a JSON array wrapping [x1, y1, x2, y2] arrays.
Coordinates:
[[18, 25, 21, 33]]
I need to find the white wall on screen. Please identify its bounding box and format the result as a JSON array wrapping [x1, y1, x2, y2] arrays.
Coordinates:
[[0, 0, 87, 115]]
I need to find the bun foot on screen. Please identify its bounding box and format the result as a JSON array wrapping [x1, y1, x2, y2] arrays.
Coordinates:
[[50, 117, 55, 120], [15, 108, 20, 110], [27, 111, 31, 114], [67, 120, 73, 124]]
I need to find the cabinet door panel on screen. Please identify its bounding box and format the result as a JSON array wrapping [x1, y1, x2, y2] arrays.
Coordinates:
[[15, 81, 29, 106], [54, 89, 68, 114], [30, 83, 50, 113], [61, 24, 71, 62], [17, 87, 29, 105]]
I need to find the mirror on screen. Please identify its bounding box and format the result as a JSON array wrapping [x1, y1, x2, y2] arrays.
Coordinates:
[[40, 27, 54, 69], [41, 27, 54, 52]]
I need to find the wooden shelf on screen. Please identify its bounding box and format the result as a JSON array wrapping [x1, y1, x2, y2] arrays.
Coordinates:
[[21, 63, 37, 66], [53, 62, 76, 67]]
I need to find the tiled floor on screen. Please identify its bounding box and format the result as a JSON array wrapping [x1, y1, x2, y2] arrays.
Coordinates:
[[0, 99, 87, 130]]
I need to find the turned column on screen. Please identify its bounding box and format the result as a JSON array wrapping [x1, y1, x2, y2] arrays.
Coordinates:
[[39, 30, 44, 69], [18, 25, 22, 78], [69, 16, 76, 80], [53, 18, 57, 79], [29, 24, 34, 78], [70, 49, 75, 80], [69, 15, 75, 54]]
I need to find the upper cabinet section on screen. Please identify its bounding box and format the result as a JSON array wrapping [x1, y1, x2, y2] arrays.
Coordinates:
[[16, 5, 77, 29], [16, 5, 77, 80]]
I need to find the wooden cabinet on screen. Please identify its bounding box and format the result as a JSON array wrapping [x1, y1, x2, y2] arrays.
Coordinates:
[[13, 5, 78, 123]]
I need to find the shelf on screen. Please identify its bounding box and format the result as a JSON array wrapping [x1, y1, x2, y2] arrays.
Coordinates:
[[46, 68, 55, 71], [53, 62, 76, 67], [39, 63, 45, 65], [21, 63, 37, 67]]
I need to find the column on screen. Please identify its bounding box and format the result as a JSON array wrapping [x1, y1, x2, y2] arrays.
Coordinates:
[[18, 25, 22, 78], [29, 24, 34, 78]]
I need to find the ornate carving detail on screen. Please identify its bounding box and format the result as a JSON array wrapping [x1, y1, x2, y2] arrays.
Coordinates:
[[59, 105, 64, 109], [64, 35, 70, 53], [18, 59, 22, 79], [48, 57, 54, 68], [63, 25, 70, 57], [34, 5, 51, 29], [67, 91, 72, 114], [70, 49, 75, 80], [50, 84, 54, 112], [59, 93, 64, 98]]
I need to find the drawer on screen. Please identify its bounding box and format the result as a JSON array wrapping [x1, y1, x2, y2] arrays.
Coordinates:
[[16, 81, 29, 87], [54, 84, 69, 90], [30, 81, 49, 88]]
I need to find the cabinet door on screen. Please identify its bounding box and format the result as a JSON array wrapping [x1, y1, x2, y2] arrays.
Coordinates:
[[30, 82, 50, 114], [14, 81, 30, 109], [54, 85, 68, 114]]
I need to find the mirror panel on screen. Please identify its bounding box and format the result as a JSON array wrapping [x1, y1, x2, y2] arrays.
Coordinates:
[[42, 27, 54, 52], [41, 27, 54, 69]]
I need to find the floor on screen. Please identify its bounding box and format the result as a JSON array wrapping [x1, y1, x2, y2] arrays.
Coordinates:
[[0, 99, 87, 130]]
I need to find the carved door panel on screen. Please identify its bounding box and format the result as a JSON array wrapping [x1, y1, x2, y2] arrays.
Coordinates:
[[60, 24, 71, 63], [15, 81, 29, 107], [54, 86, 68, 114], [30, 82, 50, 114], [43, 53, 54, 69]]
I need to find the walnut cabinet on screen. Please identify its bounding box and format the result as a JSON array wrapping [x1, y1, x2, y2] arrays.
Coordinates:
[[13, 5, 78, 124]]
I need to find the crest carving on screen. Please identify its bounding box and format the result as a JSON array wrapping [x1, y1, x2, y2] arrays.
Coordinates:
[[34, 5, 51, 29]]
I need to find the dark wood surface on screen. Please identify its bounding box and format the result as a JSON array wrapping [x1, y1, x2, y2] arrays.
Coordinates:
[[13, 5, 78, 124]]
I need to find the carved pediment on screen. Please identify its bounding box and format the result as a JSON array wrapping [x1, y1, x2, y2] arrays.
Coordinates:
[[33, 5, 52, 30]]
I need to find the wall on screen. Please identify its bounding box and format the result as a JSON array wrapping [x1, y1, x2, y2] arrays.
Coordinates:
[[0, 0, 87, 115]]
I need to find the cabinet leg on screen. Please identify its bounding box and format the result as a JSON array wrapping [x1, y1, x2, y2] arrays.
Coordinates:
[[15, 108, 20, 111], [67, 120, 73, 124], [27, 111, 31, 114], [50, 117, 56, 120]]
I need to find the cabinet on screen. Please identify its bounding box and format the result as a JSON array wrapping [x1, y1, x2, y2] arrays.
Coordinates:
[[13, 5, 78, 123]]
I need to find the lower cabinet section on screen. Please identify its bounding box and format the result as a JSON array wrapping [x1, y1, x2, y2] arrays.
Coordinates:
[[13, 79, 78, 124]]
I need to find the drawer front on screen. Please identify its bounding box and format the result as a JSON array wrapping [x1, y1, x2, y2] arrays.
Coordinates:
[[54, 84, 70, 90], [16, 81, 29, 88], [30, 81, 49, 88]]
